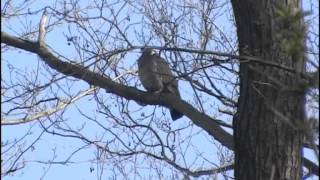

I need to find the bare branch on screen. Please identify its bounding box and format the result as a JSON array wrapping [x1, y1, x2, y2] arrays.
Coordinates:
[[38, 9, 48, 44]]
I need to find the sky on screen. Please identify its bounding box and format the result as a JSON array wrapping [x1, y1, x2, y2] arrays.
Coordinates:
[[1, 0, 319, 180]]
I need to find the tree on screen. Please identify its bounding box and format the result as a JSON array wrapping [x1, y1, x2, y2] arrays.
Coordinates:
[[231, 0, 318, 179], [1, 0, 318, 179]]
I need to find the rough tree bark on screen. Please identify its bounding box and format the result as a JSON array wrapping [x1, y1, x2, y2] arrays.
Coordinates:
[[231, 0, 306, 179]]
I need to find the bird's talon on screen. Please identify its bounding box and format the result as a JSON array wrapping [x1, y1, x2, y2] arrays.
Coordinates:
[[154, 89, 162, 94]]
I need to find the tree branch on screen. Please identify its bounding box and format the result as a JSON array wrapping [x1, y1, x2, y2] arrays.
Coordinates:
[[1, 31, 234, 148], [2, 31, 318, 176], [306, 70, 319, 89], [38, 9, 48, 44]]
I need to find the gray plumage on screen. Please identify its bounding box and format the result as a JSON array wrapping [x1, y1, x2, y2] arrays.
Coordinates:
[[137, 48, 183, 120]]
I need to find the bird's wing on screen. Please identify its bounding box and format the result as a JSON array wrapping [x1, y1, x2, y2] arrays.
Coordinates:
[[153, 55, 179, 95]]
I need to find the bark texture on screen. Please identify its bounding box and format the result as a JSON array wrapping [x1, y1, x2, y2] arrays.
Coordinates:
[[231, 0, 305, 179]]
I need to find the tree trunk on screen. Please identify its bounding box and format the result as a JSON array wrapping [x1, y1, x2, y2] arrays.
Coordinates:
[[231, 0, 305, 179]]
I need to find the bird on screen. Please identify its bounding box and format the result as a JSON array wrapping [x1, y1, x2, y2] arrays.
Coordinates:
[[137, 48, 183, 120]]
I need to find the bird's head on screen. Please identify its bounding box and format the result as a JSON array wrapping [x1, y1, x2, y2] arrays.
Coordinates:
[[141, 47, 154, 55]]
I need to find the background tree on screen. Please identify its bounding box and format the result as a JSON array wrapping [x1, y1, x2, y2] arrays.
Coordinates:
[[1, 0, 318, 179]]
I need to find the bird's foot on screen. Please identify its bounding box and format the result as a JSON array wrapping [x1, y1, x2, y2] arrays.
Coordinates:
[[154, 88, 164, 94]]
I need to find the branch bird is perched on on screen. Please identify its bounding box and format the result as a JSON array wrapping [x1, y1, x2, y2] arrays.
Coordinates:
[[137, 48, 183, 121]]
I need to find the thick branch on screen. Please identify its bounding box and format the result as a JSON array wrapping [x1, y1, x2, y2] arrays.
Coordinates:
[[1, 31, 233, 148]]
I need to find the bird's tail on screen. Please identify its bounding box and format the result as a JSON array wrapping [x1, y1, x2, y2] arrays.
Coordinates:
[[170, 108, 183, 121]]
